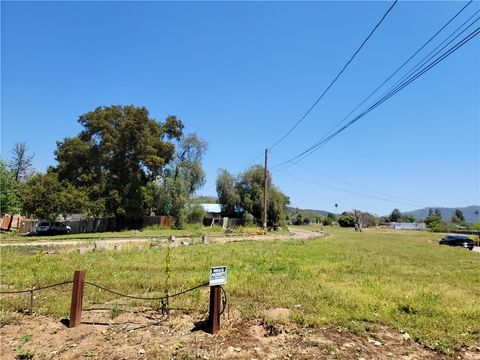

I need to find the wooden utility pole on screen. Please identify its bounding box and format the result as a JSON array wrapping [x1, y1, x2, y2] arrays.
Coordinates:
[[263, 149, 268, 232]]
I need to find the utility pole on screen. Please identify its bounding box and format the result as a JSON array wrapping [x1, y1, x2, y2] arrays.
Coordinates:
[[263, 149, 268, 232]]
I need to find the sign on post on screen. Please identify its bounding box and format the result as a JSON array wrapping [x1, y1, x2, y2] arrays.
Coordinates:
[[209, 266, 227, 286], [208, 266, 227, 335]]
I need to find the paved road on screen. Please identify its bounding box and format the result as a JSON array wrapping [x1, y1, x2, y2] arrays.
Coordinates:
[[473, 246, 480, 252]]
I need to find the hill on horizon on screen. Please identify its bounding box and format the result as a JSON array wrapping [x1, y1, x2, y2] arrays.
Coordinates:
[[286, 205, 480, 224], [403, 205, 480, 224]]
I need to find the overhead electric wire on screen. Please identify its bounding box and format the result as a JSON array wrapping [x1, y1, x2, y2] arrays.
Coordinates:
[[269, 151, 431, 207], [310, 1, 476, 144], [273, 24, 480, 170], [277, 171, 427, 208], [284, 19, 480, 168], [268, 0, 398, 150]]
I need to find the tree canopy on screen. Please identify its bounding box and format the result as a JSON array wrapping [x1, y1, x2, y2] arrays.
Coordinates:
[[216, 165, 289, 227], [54, 105, 184, 226], [451, 209, 465, 224], [147, 133, 208, 229], [388, 208, 402, 222], [21, 171, 88, 220], [0, 160, 21, 216]]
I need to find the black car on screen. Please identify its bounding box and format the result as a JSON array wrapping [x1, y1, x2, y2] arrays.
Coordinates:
[[439, 235, 474, 250]]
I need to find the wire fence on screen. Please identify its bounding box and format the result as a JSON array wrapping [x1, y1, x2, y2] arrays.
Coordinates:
[[0, 280, 73, 294], [0, 279, 227, 323], [84, 281, 209, 301]]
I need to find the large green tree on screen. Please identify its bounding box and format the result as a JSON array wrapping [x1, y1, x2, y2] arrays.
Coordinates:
[[216, 165, 289, 227], [0, 159, 21, 216], [216, 169, 240, 217], [55, 105, 183, 228], [451, 209, 465, 224], [425, 208, 446, 232], [388, 208, 402, 222], [21, 171, 88, 220], [147, 133, 208, 229]]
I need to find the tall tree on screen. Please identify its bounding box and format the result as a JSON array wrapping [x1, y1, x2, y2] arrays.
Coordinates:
[[451, 209, 465, 224], [388, 208, 402, 222], [55, 106, 183, 228], [352, 209, 365, 232], [425, 209, 445, 232], [152, 133, 208, 229], [216, 169, 240, 217], [168, 133, 207, 193], [236, 165, 270, 221], [0, 160, 21, 217], [216, 165, 289, 227], [9, 142, 35, 182]]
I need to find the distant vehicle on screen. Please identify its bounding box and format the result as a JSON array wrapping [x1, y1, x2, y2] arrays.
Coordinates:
[[35, 221, 71, 235], [439, 235, 474, 250]]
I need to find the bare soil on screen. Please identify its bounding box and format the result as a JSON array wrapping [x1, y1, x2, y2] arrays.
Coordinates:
[[2, 308, 479, 359]]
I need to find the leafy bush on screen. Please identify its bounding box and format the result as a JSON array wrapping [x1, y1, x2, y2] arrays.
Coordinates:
[[338, 214, 355, 227], [323, 213, 336, 226], [242, 211, 255, 226], [173, 208, 186, 229], [428, 221, 448, 233], [186, 205, 206, 224]]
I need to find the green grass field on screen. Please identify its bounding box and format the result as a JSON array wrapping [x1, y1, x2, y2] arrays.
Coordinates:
[[1, 226, 479, 354], [0, 224, 228, 242]]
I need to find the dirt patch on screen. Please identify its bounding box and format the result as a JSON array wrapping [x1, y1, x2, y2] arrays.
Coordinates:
[[2, 309, 479, 359], [263, 308, 291, 322]]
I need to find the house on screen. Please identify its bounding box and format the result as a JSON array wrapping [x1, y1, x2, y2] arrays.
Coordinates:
[[198, 204, 222, 218]]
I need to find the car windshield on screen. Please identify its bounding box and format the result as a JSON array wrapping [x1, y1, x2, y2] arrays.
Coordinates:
[[445, 236, 467, 240], [39, 222, 50, 226]]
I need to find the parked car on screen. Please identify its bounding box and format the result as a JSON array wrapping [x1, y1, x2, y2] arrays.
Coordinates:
[[439, 235, 474, 250], [35, 221, 71, 235]]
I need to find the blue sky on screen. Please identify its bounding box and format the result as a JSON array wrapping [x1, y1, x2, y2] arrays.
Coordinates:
[[1, 1, 479, 216]]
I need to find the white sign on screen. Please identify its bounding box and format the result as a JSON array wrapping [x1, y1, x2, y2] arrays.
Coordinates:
[[210, 266, 227, 286]]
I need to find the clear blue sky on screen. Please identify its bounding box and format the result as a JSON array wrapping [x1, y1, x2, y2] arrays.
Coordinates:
[[2, 1, 479, 216]]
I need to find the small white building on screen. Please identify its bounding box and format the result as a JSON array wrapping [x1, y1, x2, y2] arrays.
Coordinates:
[[389, 222, 426, 230]]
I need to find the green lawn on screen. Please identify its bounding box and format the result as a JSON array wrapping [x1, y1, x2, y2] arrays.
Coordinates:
[[1, 226, 479, 354], [0, 224, 229, 243]]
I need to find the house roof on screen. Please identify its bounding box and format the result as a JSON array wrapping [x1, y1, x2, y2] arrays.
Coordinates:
[[199, 203, 222, 214]]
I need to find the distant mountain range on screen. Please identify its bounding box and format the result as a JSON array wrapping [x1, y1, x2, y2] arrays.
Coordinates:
[[286, 206, 331, 218], [199, 199, 479, 224], [287, 205, 480, 224], [403, 205, 480, 223]]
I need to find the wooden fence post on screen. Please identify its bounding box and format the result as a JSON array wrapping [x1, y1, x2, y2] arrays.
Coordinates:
[[208, 285, 221, 334], [69, 270, 85, 328]]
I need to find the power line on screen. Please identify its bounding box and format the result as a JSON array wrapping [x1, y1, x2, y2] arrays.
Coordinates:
[[268, 0, 398, 150], [277, 171, 427, 208], [310, 1, 476, 145], [269, 151, 430, 207], [273, 24, 480, 170]]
